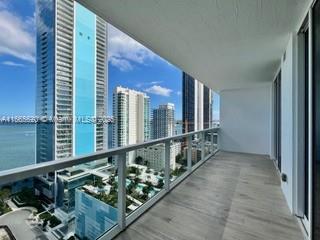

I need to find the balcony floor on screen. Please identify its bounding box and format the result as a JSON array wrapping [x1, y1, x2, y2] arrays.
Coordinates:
[[115, 151, 304, 240]]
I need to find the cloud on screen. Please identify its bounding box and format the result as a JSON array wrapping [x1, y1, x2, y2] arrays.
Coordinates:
[[135, 83, 143, 88], [2, 61, 24, 67], [135, 81, 163, 88], [0, 8, 35, 62], [176, 91, 182, 96], [145, 85, 173, 97], [150, 81, 163, 85], [108, 24, 157, 71], [0, 0, 8, 10], [109, 57, 133, 71], [0, 3, 5, 10]]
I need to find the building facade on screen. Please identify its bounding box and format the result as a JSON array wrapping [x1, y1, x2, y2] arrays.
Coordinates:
[[35, 0, 107, 163], [75, 189, 118, 239], [113, 87, 150, 148], [107, 118, 114, 149], [203, 86, 212, 129], [174, 120, 183, 136], [195, 80, 204, 131], [113, 87, 150, 163], [152, 103, 175, 139], [182, 72, 212, 133], [182, 72, 195, 133], [136, 142, 180, 171]]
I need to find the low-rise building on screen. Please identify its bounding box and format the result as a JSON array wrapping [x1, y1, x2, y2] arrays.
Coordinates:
[[75, 188, 118, 239], [136, 142, 181, 171]]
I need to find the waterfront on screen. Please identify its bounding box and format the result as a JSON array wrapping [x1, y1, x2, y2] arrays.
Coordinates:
[[0, 124, 35, 171]]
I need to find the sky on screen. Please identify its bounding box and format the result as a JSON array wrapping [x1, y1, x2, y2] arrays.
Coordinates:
[[107, 24, 183, 119], [0, 0, 36, 116], [0, 0, 219, 121]]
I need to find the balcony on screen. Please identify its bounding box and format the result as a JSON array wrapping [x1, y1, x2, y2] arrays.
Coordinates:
[[1, 0, 318, 239], [116, 151, 303, 240], [0, 131, 305, 240], [0, 128, 219, 240]]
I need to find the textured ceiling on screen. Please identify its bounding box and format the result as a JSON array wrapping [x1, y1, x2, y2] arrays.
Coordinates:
[[79, 0, 311, 90]]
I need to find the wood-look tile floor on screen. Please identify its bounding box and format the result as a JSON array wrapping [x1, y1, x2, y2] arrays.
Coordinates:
[[115, 151, 304, 240]]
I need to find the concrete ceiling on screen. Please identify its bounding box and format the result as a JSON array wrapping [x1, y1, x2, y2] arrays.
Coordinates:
[[79, 0, 311, 90]]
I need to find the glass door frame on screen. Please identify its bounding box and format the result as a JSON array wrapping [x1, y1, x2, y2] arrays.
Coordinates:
[[297, 14, 311, 234], [273, 71, 281, 172]]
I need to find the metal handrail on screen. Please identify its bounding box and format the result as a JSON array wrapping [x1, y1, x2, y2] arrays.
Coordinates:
[[0, 127, 219, 186]]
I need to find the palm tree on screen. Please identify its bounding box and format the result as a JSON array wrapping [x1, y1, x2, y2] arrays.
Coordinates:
[[135, 156, 143, 165]]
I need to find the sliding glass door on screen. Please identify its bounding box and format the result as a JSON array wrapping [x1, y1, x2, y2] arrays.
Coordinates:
[[274, 72, 281, 172], [313, 1, 320, 239], [297, 17, 310, 231], [304, 26, 310, 224]]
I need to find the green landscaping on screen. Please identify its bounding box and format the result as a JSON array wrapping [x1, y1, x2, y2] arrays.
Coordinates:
[[39, 211, 62, 228], [156, 179, 164, 188], [88, 176, 105, 189], [12, 188, 44, 213], [0, 204, 11, 215], [97, 191, 118, 208], [176, 153, 187, 166], [130, 190, 148, 203], [127, 166, 141, 176], [0, 188, 11, 216], [171, 166, 187, 178], [85, 169, 163, 214], [135, 156, 143, 165]]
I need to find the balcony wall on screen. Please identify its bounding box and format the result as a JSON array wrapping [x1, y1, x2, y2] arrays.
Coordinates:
[[219, 84, 272, 155]]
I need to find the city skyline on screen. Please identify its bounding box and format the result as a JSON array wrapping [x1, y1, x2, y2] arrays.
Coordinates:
[[0, 2, 220, 239], [0, 0, 219, 121]]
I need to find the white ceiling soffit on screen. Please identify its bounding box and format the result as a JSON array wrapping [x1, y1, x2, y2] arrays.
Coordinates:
[[79, 0, 311, 91]]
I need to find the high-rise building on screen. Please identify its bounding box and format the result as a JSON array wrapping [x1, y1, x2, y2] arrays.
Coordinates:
[[152, 103, 175, 139], [35, 0, 107, 163], [182, 72, 212, 133], [107, 117, 114, 149], [203, 86, 213, 129], [182, 72, 195, 133], [113, 87, 150, 162], [195, 80, 204, 131], [174, 120, 183, 136]]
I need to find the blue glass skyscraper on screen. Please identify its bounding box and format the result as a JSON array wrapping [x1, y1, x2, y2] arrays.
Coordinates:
[[35, 0, 107, 163], [35, 0, 55, 164]]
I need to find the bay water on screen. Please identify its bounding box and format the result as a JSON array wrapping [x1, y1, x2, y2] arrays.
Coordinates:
[[0, 124, 35, 171]]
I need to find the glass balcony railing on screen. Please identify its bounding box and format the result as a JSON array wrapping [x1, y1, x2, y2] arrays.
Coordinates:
[[170, 137, 188, 184], [0, 127, 218, 240], [191, 133, 202, 166]]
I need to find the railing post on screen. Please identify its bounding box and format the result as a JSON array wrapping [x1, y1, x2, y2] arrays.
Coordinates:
[[117, 152, 126, 230], [201, 131, 205, 161], [215, 130, 219, 151], [187, 135, 192, 172], [164, 140, 170, 191], [211, 130, 215, 153]]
